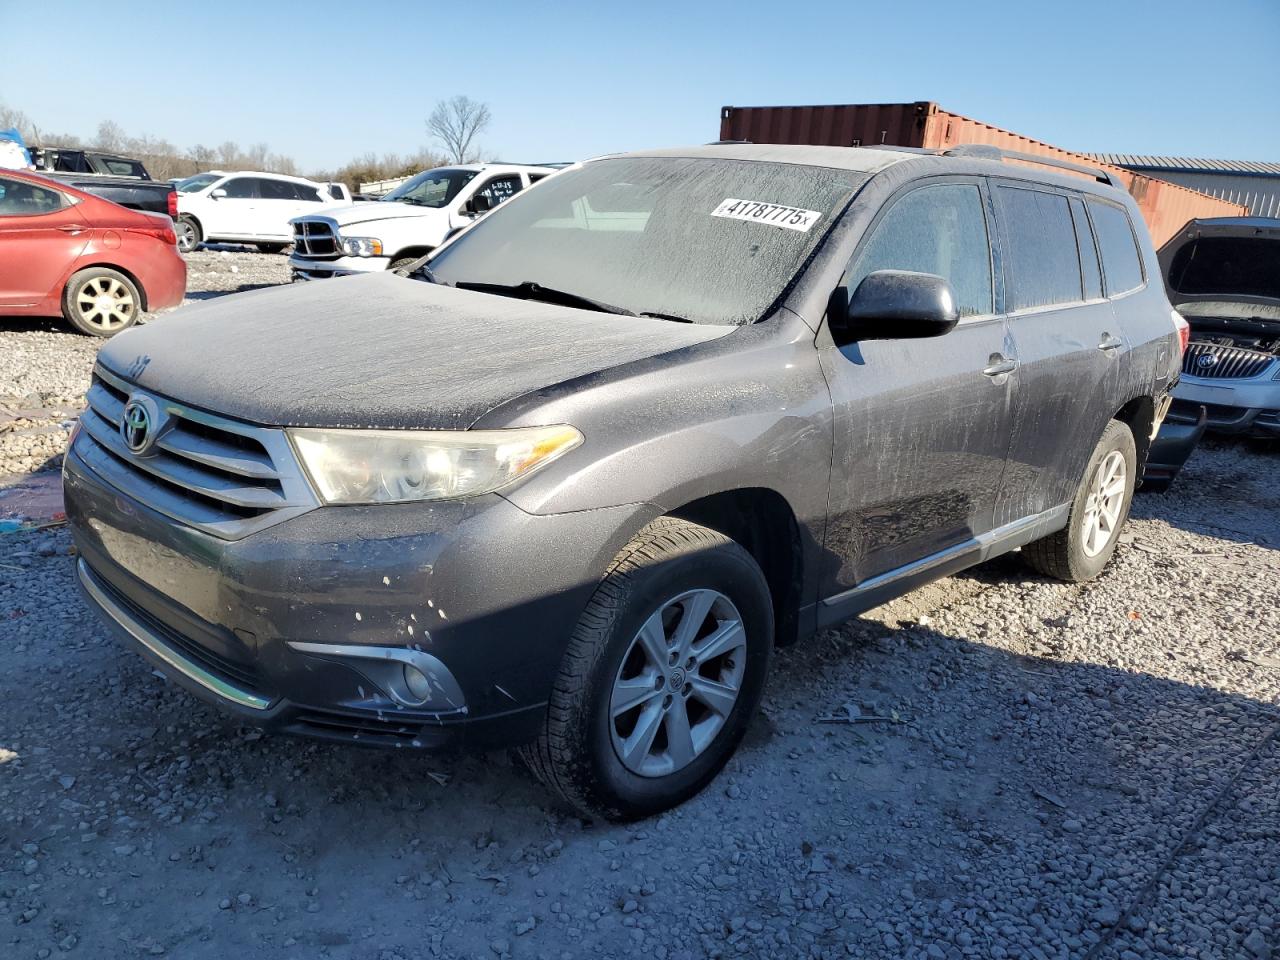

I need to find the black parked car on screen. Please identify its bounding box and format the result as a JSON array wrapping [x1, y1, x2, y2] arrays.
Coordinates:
[[65, 143, 1182, 819], [31, 147, 175, 220]]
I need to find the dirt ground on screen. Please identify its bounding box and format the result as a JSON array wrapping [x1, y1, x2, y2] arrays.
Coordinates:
[[2, 251, 1278, 959]]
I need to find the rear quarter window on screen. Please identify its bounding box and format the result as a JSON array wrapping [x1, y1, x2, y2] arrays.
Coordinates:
[[1088, 200, 1145, 296], [996, 186, 1083, 310]]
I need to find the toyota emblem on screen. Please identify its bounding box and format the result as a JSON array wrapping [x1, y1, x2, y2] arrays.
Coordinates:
[[121, 398, 153, 454]]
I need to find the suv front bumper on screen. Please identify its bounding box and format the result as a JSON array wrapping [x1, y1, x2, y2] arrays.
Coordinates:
[[64, 444, 652, 750]]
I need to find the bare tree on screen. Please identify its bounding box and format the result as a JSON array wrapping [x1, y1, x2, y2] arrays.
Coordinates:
[[94, 120, 125, 152], [0, 100, 30, 135], [426, 96, 491, 164]]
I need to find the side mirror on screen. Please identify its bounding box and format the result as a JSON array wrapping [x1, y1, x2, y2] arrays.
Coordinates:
[[210, 188, 227, 199], [835, 270, 960, 343], [467, 193, 492, 215]]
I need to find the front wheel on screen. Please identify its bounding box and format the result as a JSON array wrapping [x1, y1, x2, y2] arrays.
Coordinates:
[[175, 216, 201, 253], [519, 517, 773, 821], [1023, 419, 1137, 582]]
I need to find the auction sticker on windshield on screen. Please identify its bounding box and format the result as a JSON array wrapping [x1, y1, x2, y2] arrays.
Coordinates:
[[711, 199, 822, 232]]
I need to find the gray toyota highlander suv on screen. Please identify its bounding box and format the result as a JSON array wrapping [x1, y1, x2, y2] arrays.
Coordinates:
[[65, 143, 1183, 819]]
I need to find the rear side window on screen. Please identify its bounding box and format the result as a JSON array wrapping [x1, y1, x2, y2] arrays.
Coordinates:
[[1088, 200, 1144, 295], [1070, 198, 1103, 300], [0, 178, 66, 216], [847, 183, 993, 317], [101, 158, 144, 177], [996, 187, 1082, 310], [259, 179, 296, 200]]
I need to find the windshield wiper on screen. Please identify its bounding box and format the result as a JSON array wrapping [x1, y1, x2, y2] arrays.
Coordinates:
[[638, 311, 693, 324], [453, 280, 637, 317]]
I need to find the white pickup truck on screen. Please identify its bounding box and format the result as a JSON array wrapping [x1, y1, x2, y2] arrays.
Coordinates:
[[288, 163, 556, 279]]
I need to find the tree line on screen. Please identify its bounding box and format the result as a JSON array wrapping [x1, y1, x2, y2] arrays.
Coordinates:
[[0, 95, 493, 191]]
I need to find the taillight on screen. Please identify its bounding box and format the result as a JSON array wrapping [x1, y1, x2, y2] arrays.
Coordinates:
[[1171, 309, 1190, 355], [124, 224, 178, 245], [167, 190, 178, 219]]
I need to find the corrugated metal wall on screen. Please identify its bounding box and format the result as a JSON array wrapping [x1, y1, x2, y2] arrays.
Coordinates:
[[1114, 171, 1280, 219], [718, 102, 1247, 247]]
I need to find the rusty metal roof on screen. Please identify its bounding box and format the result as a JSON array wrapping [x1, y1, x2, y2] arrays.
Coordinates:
[[1086, 155, 1280, 177]]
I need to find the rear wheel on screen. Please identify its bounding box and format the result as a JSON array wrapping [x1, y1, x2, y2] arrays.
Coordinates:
[[61, 267, 141, 337], [518, 517, 773, 821], [175, 216, 201, 253], [1023, 419, 1136, 582]]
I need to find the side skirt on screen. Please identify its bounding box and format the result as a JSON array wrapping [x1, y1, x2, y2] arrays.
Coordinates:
[[815, 504, 1070, 629]]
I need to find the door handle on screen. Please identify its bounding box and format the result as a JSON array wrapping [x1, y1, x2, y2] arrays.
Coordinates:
[[983, 355, 1019, 377], [1099, 333, 1124, 352], [57, 224, 89, 235]]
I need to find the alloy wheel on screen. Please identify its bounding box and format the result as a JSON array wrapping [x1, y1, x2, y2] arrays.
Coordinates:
[[1081, 449, 1127, 557], [75, 276, 136, 333], [609, 589, 746, 778]]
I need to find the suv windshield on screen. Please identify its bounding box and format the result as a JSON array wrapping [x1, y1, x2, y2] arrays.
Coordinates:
[[177, 173, 221, 193], [425, 157, 865, 325], [384, 168, 478, 207]]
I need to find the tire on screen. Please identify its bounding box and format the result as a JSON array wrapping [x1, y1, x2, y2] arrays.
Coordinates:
[[175, 216, 201, 253], [255, 243, 289, 254], [519, 517, 774, 821], [1023, 419, 1137, 582], [61, 267, 142, 338], [388, 256, 419, 272]]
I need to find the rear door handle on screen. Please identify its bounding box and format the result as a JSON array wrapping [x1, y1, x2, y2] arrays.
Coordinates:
[[1099, 333, 1124, 352], [983, 356, 1019, 377], [57, 224, 89, 235]]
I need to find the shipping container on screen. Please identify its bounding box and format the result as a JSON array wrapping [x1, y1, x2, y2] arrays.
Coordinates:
[[719, 102, 1247, 247]]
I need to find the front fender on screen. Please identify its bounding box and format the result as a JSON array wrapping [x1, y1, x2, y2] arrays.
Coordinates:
[[485, 315, 834, 550]]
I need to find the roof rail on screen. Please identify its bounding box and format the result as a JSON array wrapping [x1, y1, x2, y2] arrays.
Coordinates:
[[943, 144, 1118, 187]]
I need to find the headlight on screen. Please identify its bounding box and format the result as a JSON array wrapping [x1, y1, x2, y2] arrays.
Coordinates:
[[289, 425, 583, 504], [340, 236, 383, 257]]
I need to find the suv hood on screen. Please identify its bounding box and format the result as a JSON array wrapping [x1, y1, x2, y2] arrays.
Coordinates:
[[295, 200, 444, 228], [97, 273, 731, 430], [1159, 217, 1280, 315]]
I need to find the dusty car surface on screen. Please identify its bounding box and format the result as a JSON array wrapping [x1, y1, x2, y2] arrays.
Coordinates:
[[64, 143, 1182, 819], [1161, 217, 1280, 438]]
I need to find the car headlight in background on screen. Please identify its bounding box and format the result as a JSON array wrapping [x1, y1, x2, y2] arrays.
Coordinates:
[[289, 425, 583, 504], [340, 236, 383, 257]]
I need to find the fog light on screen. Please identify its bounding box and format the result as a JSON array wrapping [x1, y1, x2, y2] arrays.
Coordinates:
[[403, 664, 432, 704]]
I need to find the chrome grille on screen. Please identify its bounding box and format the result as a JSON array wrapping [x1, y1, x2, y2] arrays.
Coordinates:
[[292, 218, 339, 259], [75, 366, 317, 540], [1182, 342, 1276, 380]]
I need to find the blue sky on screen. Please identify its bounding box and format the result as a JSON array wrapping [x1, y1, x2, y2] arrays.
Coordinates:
[[2, 0, 1277, 172]]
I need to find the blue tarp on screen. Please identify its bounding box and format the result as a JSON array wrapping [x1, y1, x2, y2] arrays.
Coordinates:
[[0, 127, 32, 167]]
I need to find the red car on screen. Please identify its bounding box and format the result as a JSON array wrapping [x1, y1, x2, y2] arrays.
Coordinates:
[[0, 169, 186, 337]]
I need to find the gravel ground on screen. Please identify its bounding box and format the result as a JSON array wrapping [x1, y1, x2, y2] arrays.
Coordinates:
[[0, 248, 290, 478], [2, 262, 1279, 958]]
